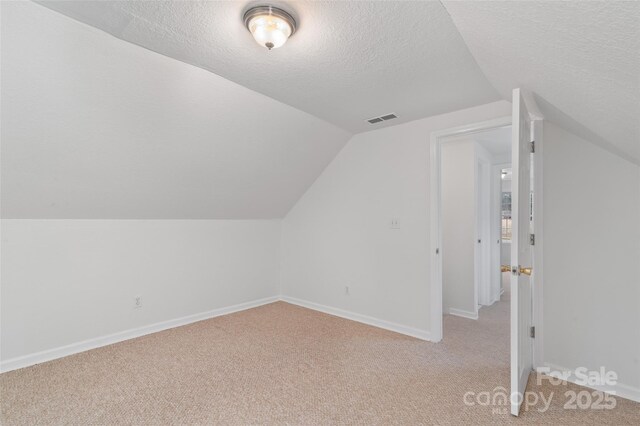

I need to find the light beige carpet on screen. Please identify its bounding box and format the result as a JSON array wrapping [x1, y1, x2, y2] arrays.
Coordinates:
[[1, 294, 638, 425]]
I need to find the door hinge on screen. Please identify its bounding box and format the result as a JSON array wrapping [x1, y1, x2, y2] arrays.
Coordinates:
[[530, 326, 535, 338], [529, 234, 535, 245], [530, 141, 535, 153]]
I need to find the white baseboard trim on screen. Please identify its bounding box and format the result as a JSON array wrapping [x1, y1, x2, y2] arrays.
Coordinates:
[[0, 296, 279, 373], [539, 363, 640, 403], [280, 296, 432, 341], [448, 307, 478, 320], [488, 289, 503, 305]]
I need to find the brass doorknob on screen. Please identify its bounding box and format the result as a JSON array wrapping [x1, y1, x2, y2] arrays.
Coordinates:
[[519, 267, 532, 276]]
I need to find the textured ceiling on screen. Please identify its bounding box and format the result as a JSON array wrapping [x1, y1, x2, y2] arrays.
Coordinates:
[[444, 1, 640, 165], [1, 2, 350, 219], [36, 0, 500, 133], [4, 1, 638, 220]]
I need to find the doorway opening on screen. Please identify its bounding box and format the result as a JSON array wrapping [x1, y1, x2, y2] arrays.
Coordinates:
[[438, 125, 512, 323], [430, 92, 544, 416]]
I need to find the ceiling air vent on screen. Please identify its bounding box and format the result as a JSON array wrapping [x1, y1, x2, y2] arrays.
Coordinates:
[[366, 113, 398, 124]]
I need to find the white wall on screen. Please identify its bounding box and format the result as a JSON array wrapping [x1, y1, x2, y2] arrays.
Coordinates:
[[475, 143, 494, 307], [1, 2, 350, 219], [280, 101, 512, 335], [1, 220, 281, 363], [441, 138, 500, 316], [441, 140, 476, 315], [4, 0, 638, 397], [542, 122, 640, 393], [280, 106, 640, 395], [0, 1, 313, 371]]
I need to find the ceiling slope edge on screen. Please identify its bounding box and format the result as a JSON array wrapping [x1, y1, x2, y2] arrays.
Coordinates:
[[33, 1, 353, 136], [442, 0, 640, 166]]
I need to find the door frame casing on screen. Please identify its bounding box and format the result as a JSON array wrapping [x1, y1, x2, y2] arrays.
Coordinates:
[[475, 144, 493, 307], [429, 115, 543, 363], [531, 119, 544, 369], [492, 162, 511, 304]]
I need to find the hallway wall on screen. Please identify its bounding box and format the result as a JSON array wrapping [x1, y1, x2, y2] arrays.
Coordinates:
[[441, 139, 476, 317]]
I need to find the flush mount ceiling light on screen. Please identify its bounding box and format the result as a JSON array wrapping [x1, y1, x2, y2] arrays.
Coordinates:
[[243, 5, 296, 50]]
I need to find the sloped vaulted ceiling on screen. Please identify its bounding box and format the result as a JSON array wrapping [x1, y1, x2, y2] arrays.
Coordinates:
[[2, 0, 502, 219], [443, 1, 640, 164], [1, 2, 351, 219], [34, 0, 500, 133], [2, 1, 638, 219]]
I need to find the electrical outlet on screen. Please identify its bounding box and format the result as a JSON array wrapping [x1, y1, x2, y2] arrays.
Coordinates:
[[345, 285, 350, 295], [134, 296, 142, 309], [390, 218, 400, 229]]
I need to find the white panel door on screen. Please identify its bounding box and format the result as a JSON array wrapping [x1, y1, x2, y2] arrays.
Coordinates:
[[510, 88, 535, 416]]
